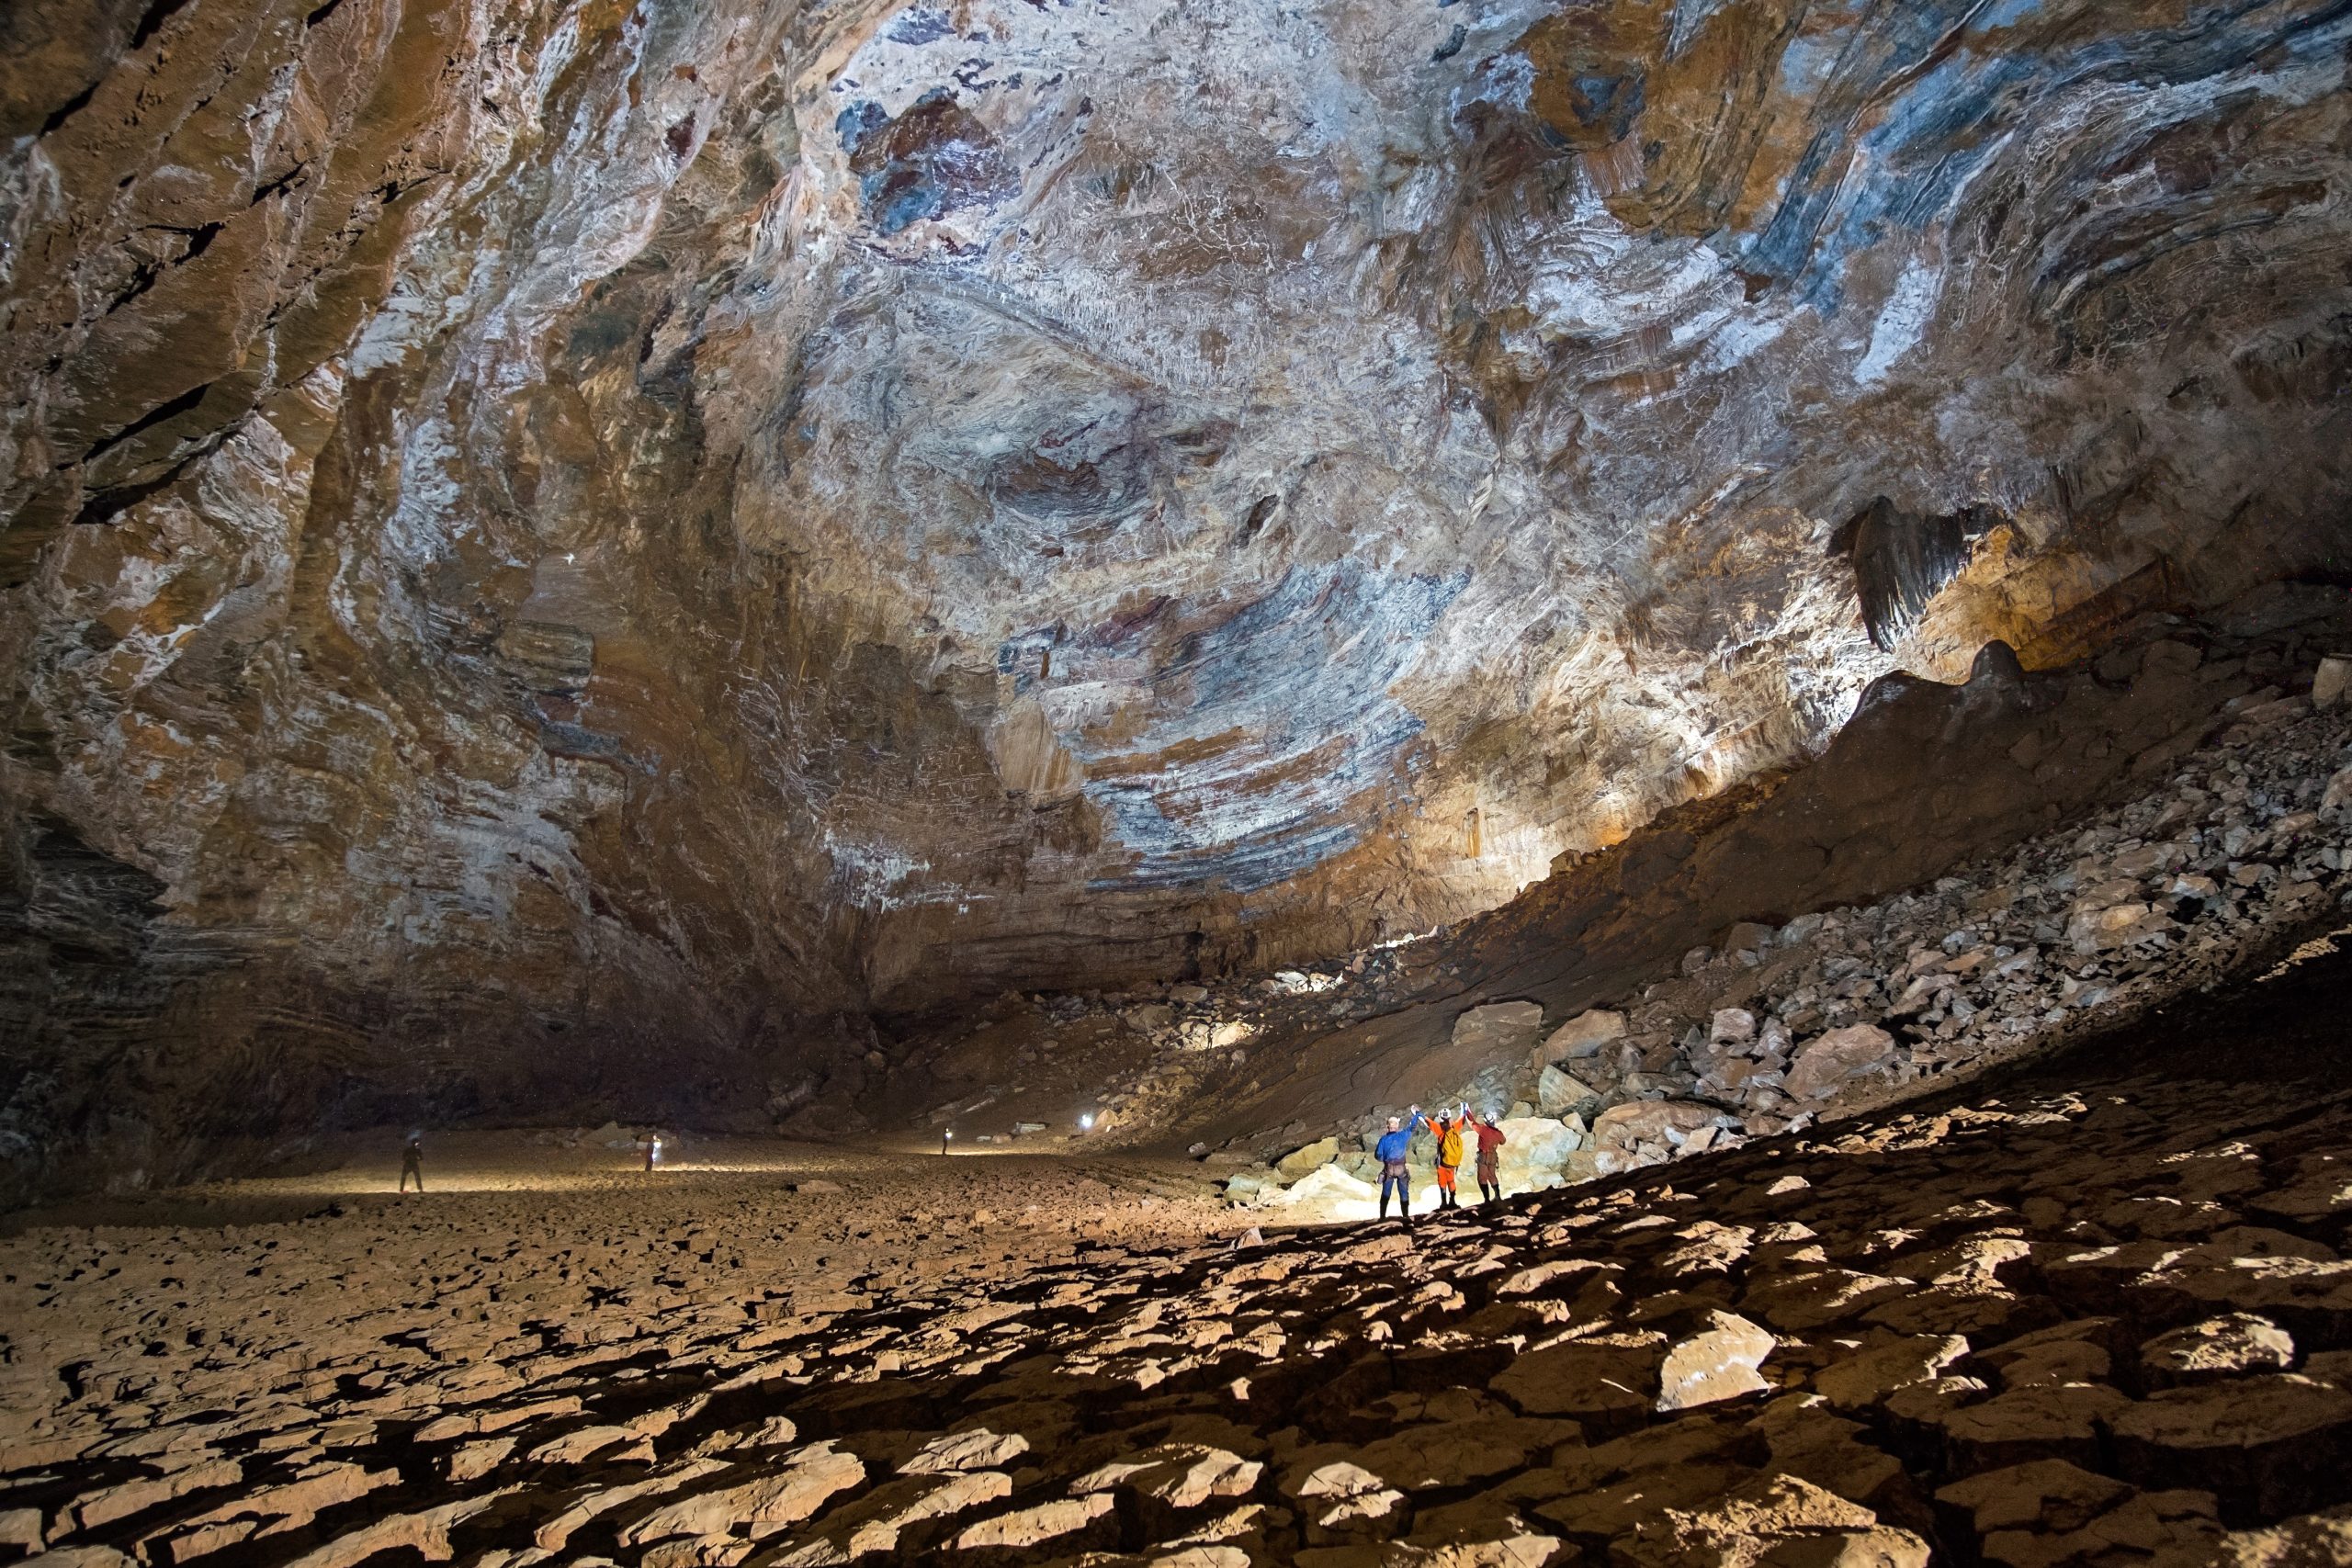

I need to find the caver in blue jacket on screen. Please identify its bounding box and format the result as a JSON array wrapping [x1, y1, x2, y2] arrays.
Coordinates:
[[1374, 1120, 1421, 1164], [1373, 1108, 1428, 1224]]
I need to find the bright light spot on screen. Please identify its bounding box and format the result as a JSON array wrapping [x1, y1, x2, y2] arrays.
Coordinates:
[[1079, 1112, 1095, 1132]]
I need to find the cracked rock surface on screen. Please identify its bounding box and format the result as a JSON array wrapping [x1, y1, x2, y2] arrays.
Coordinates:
[[6, 941, 2352, 1565]]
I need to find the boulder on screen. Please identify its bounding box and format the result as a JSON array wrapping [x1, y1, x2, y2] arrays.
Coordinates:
[[1453, 999, 1546, 1056], [2109, 1374, 2352, 1517], [2139, 1314, 2294, 1385], [1785, 1025, 1898, 1100], [1710, 1008, 1758, 1046], [1721, 921, 1776, 957], [2066, 900, 2154, 953], [1273, 1136, 1339, 1182], [1591, 1100, 1721, 1153], [1537, 1065, 1598, 1116], [2323, 765, 2352, 815], [903, 1429, 1029, 1474], [1815, 1334, 1969, 1411], [1934, 1460, 2131, 1538], [1544, 1009, 1626, 1060], [1657, 1311, 1777, 1410], [2314, 654, 2351, 711], [1492, 1334, 1667, 1425], [1613, 1474, 1928, 1568], [1495, 1116, 1583, 1190], [955, 1495, 1114, 1551], [1267, 1164, 1378, 1209]]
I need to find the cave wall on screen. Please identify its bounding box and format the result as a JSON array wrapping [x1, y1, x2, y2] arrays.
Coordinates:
[[3, 0, 2350, 1195]]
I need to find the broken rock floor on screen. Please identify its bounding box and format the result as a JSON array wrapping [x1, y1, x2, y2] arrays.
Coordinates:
[[7, 944, 2352, 1567]]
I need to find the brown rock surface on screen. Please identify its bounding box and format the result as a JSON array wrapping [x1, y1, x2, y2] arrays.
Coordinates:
[[3, 934, 2350, 1562], [6, 0, 2352, 1200]]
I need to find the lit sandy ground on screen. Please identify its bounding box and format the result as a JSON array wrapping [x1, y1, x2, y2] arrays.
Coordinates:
[[7, 979, 2352, 1567]]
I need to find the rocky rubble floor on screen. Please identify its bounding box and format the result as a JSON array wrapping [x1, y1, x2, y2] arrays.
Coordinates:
[[8, 964, 2352, 1568], [1242, 669, 2352, 1212]]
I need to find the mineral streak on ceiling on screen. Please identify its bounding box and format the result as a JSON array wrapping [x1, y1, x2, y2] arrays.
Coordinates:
[[3, 0, 2351, 1156]]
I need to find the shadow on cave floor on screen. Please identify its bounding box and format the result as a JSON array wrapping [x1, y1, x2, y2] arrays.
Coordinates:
[[4, 924, 2352, 1564]]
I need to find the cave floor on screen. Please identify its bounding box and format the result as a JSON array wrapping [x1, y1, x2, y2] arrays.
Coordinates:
[[6, 949, 2352, 1566]]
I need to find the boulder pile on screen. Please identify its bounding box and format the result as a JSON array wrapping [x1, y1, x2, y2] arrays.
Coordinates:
[[1256, 668, 2352, 1209]]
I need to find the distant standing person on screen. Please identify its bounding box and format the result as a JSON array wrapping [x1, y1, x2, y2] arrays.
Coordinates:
[[1374, 1106, 1429, 1226], [1433, 1105, 1467, 1211], [643, 1133, 662, 1172], [399, 1134, 424, 1193], [1473, 1111, 1507, 1205]]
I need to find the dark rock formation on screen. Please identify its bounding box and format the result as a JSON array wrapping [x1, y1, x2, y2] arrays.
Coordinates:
[[5, 0, 2352, 1194]]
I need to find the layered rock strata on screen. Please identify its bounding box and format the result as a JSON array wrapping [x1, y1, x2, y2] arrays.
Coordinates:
[[7, 0, 2352, 1192], [895, 590, 2352, 1161]]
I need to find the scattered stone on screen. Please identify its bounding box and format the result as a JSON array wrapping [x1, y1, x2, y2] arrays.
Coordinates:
[[1657, 1311, 1777, 1411], [1453, 1000, 1547, 1057], [954, 1494, 1114, 1551], [1075, 1445, 1263, 1512], [2140, 1314, 2296, 1384], [2109, 1376, 2352, 1515], [1814, 1335, 1968, 1412], [2314, 656, 2352, 711], [1274, 1137, 1340, 1182], [1784, 1026, 1898, 1100], [901, 1428, 1028, 1474], [1544, 1010, 1627, 1059], [1710, 1008, 1758, 1046], [620, 1445, 865, 1543], [1491, 1334, 1666, 1427], [1264, 1164, 1379, 1210], [1935, 1458, 2132, 1536], [1536, 1066, 1597, 1116]]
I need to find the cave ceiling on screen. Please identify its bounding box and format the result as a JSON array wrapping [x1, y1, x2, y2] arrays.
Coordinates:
[[3, 0, 2350, 1057]]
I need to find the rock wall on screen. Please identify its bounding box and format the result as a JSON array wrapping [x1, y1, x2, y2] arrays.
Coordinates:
[[897, 590, 2352, 1157], [6, 0, 2352, 1195], [1250, 638, 2352, 1207]]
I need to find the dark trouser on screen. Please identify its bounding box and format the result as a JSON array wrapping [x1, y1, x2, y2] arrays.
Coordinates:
[[400, 1163, 423, 1192], [1378, 1162, 1411, 1221], [1477, 1162, 1499, 1203]]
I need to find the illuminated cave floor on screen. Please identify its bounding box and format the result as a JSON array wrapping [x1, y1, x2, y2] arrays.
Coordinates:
[[7, 952, 2352, 1567]]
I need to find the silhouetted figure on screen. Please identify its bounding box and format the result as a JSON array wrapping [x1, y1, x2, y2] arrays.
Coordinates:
[[399, 1135, 424, 1193], [642, 1133, 662, 1172], [1474, 1111, 1507, 1204], [1374, 1106, 1427, 1226]]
